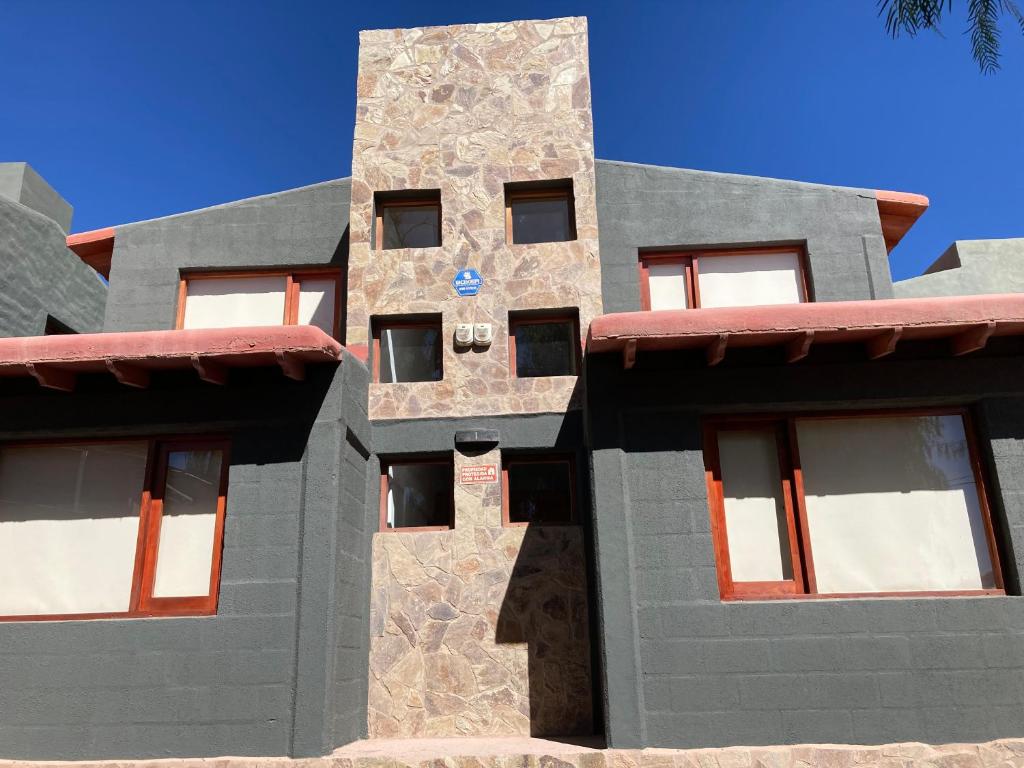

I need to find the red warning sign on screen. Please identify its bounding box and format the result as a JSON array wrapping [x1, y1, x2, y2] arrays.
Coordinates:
[[459, 464, 498, 485]]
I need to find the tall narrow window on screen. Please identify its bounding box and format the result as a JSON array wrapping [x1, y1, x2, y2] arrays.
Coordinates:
[[373, 317, 443, 383], [0, 438, 229, 620], [509, 312, 580, 378], [380, 458, 454, 531], [640, 248, 808, 311], [178, 270, 341, 338], [503, 455, 576, 526], [506, 181, 576, 245], [375, 191, 442, 250], [704, 410, 1002, 600]]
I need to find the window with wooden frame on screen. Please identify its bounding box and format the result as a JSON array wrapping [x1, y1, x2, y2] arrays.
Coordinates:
[[375, 190, 442, 250], [502, 454, 577, 526], [372, 316, 443, 384], [508, 312, 580, 378], [505, 180, 576, 245], [379, 457, 454, 532], [639, 247, 809, 311], [704, 409, 1004, 601], [177, 269, 342, 338], [0, 437, 229, 621]]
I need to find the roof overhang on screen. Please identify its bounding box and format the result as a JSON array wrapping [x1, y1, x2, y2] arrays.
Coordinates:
[[66, 227, 116, 279], [876, 189, 929, 253], [0, 325, 343, 392], [587, 294, 1024, 369]]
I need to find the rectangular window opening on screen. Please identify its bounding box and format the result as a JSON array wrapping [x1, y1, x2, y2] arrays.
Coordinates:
[[640, 247, 808, 311], [373, 316, 443, 383], [0, 437, 229, 621], [502, 454, 576, 526], [178, 270, 341, 338], [505, 181, 576, 245], [704, 410, 1004, 601], [509, 311, 580, 378], [380, 458, 454, 531], [375, 190, 442, 250]]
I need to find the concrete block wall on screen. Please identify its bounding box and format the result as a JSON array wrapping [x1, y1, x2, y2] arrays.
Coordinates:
[[594, 159, 894, 312], [587, 350, 1024, 749], [894, 238, 1024, 298], [0, 162, 74, 233], [0, 195, 106, 337]]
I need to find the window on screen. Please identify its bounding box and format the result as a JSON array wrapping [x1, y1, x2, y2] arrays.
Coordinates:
[[509, 313, 580, 378], [380, 458, 453, 531], [373, 317, 443, 383], [502, 455, 576, 526], [178, 270, 341, 338], [704, 410, 1003, 600], [375, 191, 442, 250], [640, 248, 808, 311], [505, 181, 576, 245], [0, 438, 228, 620]]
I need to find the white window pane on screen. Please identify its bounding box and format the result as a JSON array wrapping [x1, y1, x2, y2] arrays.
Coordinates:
[[719, 431, 793, 582], [297, 278, 337, 335], [648, 262, 689, 310], [698, 251, 805, 308], [153, 449, 223, 598], [797, 415, 995, 594], [183, 276, 287, 329], [0, 443, 148, 616]]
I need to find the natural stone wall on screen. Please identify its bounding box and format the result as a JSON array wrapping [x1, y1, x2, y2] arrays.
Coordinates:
[[367, 446, 592, 737], [346, 17, 602, 420]]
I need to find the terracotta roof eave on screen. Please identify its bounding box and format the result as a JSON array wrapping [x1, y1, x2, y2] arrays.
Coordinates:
[[0, 325, 344, 391], [587, 294, 1024, 366]]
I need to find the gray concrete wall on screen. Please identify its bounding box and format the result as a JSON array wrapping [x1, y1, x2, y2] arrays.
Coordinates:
[[104, 178, 350, 334], [587, 347, 1024, 749], [594, 160, 893, 312], [894, 239, 1024, 298], [0, 162, 73, 233], [0, 356, 372, 760], [0, 195, 106, 337]]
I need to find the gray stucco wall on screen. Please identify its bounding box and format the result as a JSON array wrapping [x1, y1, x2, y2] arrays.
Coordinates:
[[587, 347, 1024, 749], [894, 239, 1024, 298], [0, 357, 372, 760], [0, 162, 73, 233], [104, 178, 350, 334], [594, 160, 894, 312], [0, 196, 106, 337]]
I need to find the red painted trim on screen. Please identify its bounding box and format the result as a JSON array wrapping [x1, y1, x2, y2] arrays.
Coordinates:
[[66, 227, 116, 279], [876, 189, 929, 254], [587, 292, 1024, 363]]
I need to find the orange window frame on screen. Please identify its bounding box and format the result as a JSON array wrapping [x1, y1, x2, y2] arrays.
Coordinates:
[[704, 408, 1005, 602], [501, 454, 577, 527], [507, 313, 582, 378], [638, 246, 811, 311], [175, 269, 343, 339], [375, 197, 442, 251], [379, 456, 455, 533], [371, 317, 444, 384], [505, 186, 577, 245], [0, 436, 230, 622]]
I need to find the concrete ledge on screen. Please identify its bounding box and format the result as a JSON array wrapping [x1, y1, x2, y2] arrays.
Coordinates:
[[4, 737, 1024, 768]]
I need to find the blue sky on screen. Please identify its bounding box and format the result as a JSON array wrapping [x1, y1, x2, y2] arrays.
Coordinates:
[[2, 1, 1022, 280]]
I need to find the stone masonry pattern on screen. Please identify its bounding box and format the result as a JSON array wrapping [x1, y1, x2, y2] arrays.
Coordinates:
[[346, 17, 602, 419], [367, 447, 593, 738]]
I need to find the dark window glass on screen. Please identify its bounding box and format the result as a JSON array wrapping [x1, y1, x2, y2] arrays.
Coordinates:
[[513, 320, 577, 378], [378, 325, 442, 383], [381, 204, 441, 249], [507, 460, 574, 524], [384, 462, 452, 529], [510, 196, 573, 244]]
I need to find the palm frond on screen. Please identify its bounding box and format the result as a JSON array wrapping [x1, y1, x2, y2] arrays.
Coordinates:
[[968, 0, 1002, 72], [878, 0, 951, 36], [1003, 0, 1024, 34]]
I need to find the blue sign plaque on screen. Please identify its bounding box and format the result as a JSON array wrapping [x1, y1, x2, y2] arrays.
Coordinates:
[[452, 268, 484, 297]]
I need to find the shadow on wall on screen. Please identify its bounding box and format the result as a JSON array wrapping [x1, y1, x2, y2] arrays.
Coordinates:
[[495, 523, 595, 737]]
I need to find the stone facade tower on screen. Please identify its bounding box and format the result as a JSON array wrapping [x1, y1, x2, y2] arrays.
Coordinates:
[[347, 17, 601, 738]]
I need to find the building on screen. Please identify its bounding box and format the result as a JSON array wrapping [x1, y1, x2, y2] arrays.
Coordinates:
[[2, 15, 1024, 765]]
